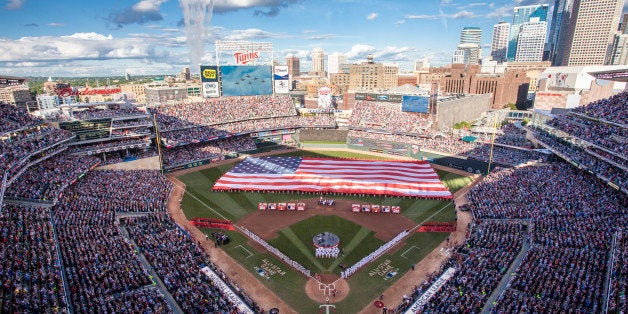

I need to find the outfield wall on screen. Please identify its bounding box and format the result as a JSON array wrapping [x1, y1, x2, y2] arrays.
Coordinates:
[[299, 129, 348, 142], [346, 136, 493, 174]]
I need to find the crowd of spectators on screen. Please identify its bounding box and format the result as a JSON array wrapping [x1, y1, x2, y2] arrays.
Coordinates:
[[111, 118, 152, 128], [462, 163, 626, 312], [5, 153, 100, 202], [348, 101, 432, 135], [0, 125, 73, 183], [474, 123, 532, 148], [495, 246, 606, 313], [162, 136, 255, 169], [411, 221, 525, 313], [150, 95, 297, 131], [547, 114, 627, 157], [0, 205, 67, 313], [71, 106, 147, 120], [0, 102, 43, 134], [531, 128, 627, 190], [608, 230, 627, 313], [66, 136, 151, 155], [160, 115, 336, 147], [53, 170, 172, 213], [347, 129, 545, 167], [121, 214, 262, 313], [49, 169, 175, 312], [98, 148, 159, 166], [572, 91, 628, 125], [466, 145, 548, 167], [111, 127, 152, 138]]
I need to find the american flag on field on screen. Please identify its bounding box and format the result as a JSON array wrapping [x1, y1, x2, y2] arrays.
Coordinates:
[[213, 157, 453, 199]]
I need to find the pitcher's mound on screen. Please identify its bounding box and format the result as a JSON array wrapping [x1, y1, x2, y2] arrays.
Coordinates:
[[305, 277, 350, 303]]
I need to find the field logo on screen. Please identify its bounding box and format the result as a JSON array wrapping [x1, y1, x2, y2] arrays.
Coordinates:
[[234, 51, 259, 64]]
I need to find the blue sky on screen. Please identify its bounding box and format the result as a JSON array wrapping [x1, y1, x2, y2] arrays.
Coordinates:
[[0, 0, 624, 77]]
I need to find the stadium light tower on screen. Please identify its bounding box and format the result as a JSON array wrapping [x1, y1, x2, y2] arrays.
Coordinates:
[[179, 0, 215, 71]]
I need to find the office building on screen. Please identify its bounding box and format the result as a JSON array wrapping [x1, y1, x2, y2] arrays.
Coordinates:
[[327, 53, 347, 76], [348, 54, 398, 91], [286, 55, 300, 78], [555, 0, 623, 66], [491, 21, 510, 63], [311, 48, 325, 77], [515, 18, 548, 62], [508, 4, 549, 61], [548, 0, 574, 65]]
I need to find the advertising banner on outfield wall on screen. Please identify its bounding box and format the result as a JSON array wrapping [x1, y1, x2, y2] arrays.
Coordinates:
[[355, 93, 403, 103], [273, 65, 289, 94]]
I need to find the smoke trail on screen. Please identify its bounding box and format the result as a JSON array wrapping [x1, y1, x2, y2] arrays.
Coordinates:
[[179, 0, 214, 70]]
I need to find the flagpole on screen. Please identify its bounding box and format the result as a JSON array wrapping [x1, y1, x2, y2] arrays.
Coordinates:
[[153, 114, 165, 175], [486, 112, 498, 174]]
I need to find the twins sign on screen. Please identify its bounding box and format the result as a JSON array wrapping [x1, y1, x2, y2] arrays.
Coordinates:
[[234, 51, 259, 64]]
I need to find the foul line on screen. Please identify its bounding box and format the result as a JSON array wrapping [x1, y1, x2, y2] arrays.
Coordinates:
[[169, 179, 230, 221], [400, 245, 420, 259], [410, 202, 455, 233], [236, 245, 254, 258]]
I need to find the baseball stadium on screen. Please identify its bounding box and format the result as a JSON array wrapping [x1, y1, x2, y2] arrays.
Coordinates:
[[0, 62, 627, 314]]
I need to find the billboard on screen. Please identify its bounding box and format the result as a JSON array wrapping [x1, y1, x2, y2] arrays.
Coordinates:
[[200, 66, 220, 98], [220, 65, 273, 96], [401, 95, 429, 113], [200, 66, 218, 83], [355, 93, 403, 103], [273, 65, 289, 94], [318, 87, 332, 108]]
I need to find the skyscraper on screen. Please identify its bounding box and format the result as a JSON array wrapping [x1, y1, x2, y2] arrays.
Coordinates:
[[455, 27, 482, 65], [311, 48, 325, 76], [507, 4, 549, 61], [491, 21, 510, 62], [327, 53, 348, 76], [555, 0, 623, 66], [547, 0, 574, 65], [286, 55, 300, 78], [610, 13, 628, 65], [515, 18, 548, 62]]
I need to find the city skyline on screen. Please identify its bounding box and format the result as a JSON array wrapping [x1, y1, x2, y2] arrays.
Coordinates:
[[0, 0, 626, 77]]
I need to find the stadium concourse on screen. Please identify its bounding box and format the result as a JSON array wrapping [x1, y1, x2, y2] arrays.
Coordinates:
[[1, 89, 627, 313]]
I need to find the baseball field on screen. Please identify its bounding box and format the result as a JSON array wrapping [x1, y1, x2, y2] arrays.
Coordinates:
[[176, 149, 473, 313]]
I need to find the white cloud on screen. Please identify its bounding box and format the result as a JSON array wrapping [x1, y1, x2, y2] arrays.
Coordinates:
[[0, 32, 163, 63], [485, 5, 512, 18], [224, 28, 275, 40], [406, 14, 438, 20], [345, 44, 377, 59], [367, 12, 378, 20], [46, 22, 65, 27], [407, 10, 477, 20], [4, 0, 25, 10], [133, 0, 167, 12]]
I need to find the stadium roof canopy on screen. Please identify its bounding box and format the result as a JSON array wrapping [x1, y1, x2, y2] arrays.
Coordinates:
[[588, 68, 628, 82]]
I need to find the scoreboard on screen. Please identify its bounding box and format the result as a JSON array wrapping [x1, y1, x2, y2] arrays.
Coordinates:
[[59, 118, 112, 141]]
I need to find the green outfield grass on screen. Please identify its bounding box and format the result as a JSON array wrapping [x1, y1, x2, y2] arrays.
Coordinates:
[[178, 150, 474, 312]]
